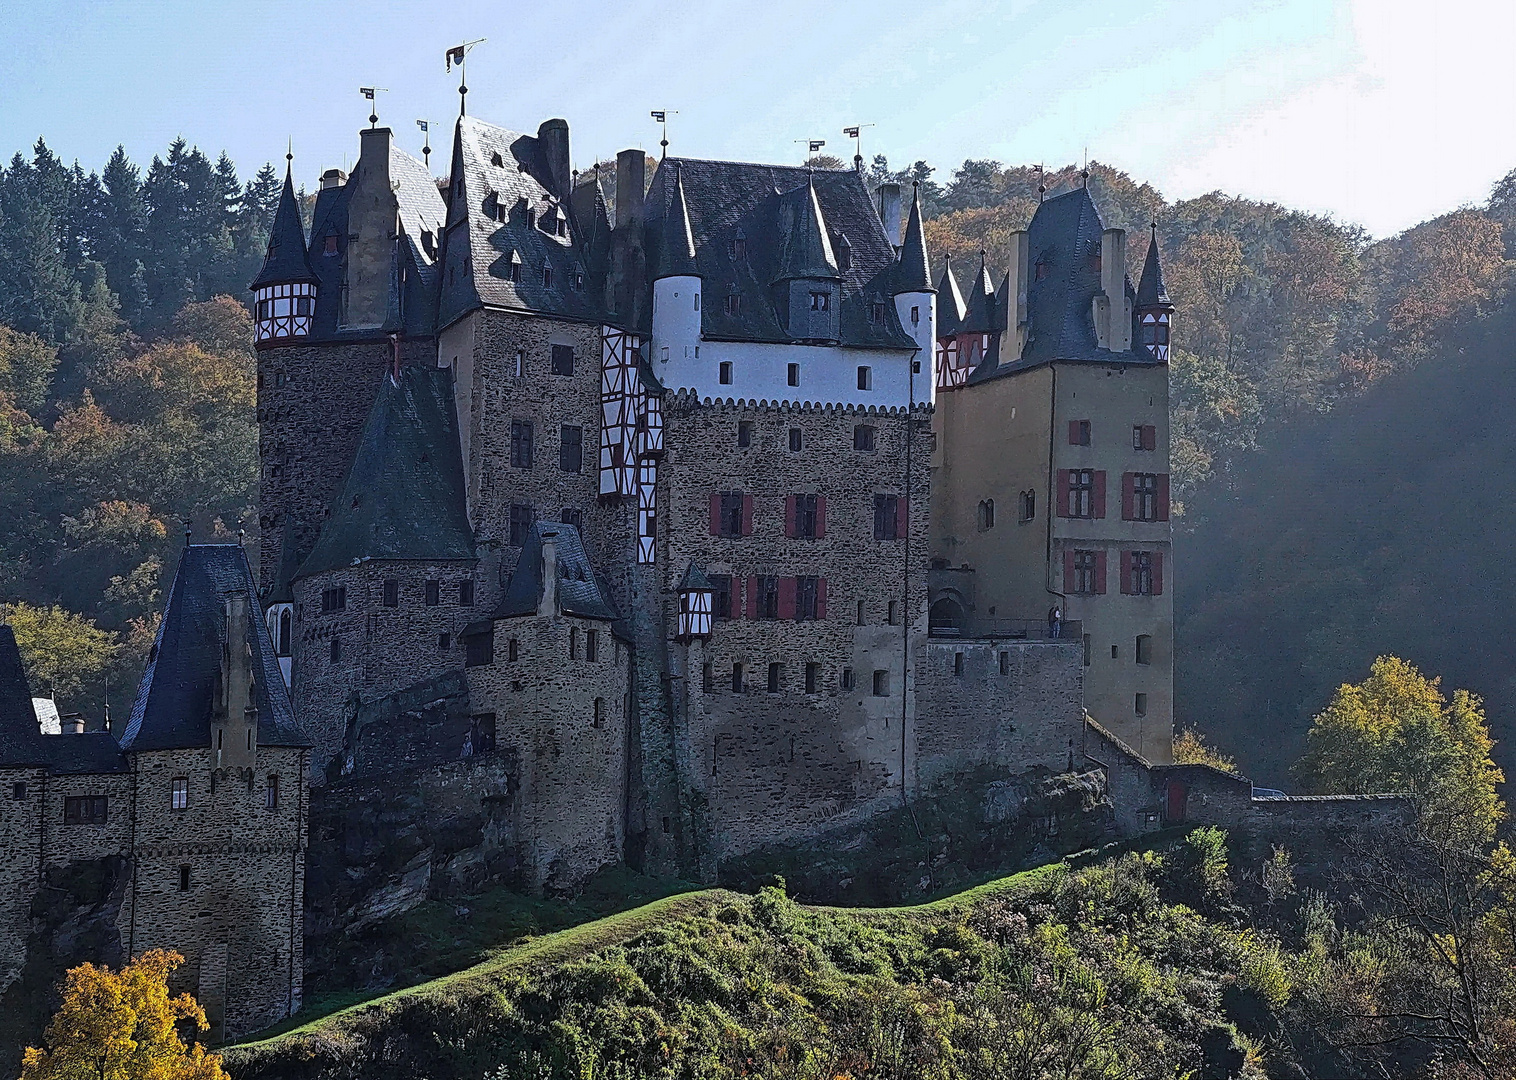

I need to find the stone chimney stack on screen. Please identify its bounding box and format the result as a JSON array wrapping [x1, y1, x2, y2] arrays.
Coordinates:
[[1003, 230, 1029, 361], [320, 168, 347, 190], [610, 149, 647, 323], [537, 119, 572, 200], [538, 530, 560, 618], [60, 713, 85, 735], [213, 592, 259, 769], [1096, 227, 1131, 352], [875, 183, 903, 248]]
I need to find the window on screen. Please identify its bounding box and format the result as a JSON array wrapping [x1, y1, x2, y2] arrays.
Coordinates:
[[911, 304, 920, 326], [586, 629, 598, 662], [978, 499, 995, 530], [1112, 644, 1120, 659], [509, 504, 534, 545], [561, 507, 582, 529], [793, 494, 818, 539], [870, 302, 887, 324], [438, 632, 451, 650], [178, 865, 191, 892], [1127, 473, 1161, 521], [329, 636, 342, 663], [459, 580, 475, 607], [737, 421, 753, 448], [768, 662, 783, 692], [491, 150, 504, 167], [323, 232, 339, 255], [1133, 425, 1145, 450], [731, 662, 744, 693], [425, 580, 441, 606], [551, 343, 574, 376], [702, 663, 714, 692], [569, 627, 579, 660], [854, 425, 875, 451], [64, 796, 108, 824], [508, 259, 522, 283], [511, 420, 534, 469], [805, 662, 820, 694], [593, 698, 605, 727], [170, 777, 188, 811], [725, 293, 741, 315], [321, 586, 346, 613], [809, 291, 830, 311], [1141, 319, 1169, 348], [266, 775, 279, 810], [719, 361, 733, 385], [542, 265, 554, 287], [382, 580, 399, 607], [1083, 634, 1092, 667], [841, 667, 856, 690], [874, 494, 900, 540], [718, 491, 745, 537], [872, 670, 890, 697], [788, 427, 802, 452], [1068, 470, 1094, 518], [513, 349, 525, 377], [1136, 634, 1153, 665], [1135, 693, 1148, 717], [1126, 551, 1158, 595], [756, 576, 779, 619], [953, 652, 964, 676], [787, 363, 800, 387], [856, 600, 866, 626], [796, 576, 819, 621], [1071, 550, 1098, 595], [465, 628, 494, 667], [507, 638, 520, 662], [711, 575, 733, 619], [728, 235, 747, 259], [559, 424, 583, 473], [1069, 419, 1091, 446], [10, 782, 25, 801], [999, 651, 1010, 676], [887, 600, 899, 625]]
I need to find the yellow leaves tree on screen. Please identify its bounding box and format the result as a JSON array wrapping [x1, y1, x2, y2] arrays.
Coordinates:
[[19, 950, 229, 1080], [0, 601, 118, 703]]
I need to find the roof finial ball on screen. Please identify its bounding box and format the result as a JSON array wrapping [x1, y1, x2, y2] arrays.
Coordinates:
[[183, 519, 192, 543]]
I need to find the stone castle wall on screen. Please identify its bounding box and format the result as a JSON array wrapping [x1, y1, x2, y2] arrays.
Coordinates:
[[0, 766, 46, 995]]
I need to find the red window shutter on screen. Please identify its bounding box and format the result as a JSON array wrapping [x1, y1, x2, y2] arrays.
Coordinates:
[[1094, 550, 1108, 594], [709, 492, 721, 536], [1092, 471, 1106, 519], [895, 495, 909, 540], [1143, 425, 1157, 451], [741, 494, 754, 536], [1120, 551, 1134, 595], [1121, 472, 1135, 521], [778, 577, 796, 620], [815, 495, 826, 538], [1063, 549, 1075, 593], [1156, 474, 1170, 521], [816, 577, 827, 620], [784, 495, 797, 539], [1056, 470, 1070, 517], [1068, 420, 1081, 445], [1153, 552, 1164, 595]]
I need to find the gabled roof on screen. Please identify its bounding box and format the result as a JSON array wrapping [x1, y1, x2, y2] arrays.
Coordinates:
[[122, 545, 309, 752], [678, 561, 713, 592], [958, 253, 999, 334], [495, 522, 620, 622], [893, 185, 933, 294], [643, 157, 915, 349], [295, 364, 475, 580], [0, 625, 46, 768], [250, 165, 317, 289], [437, 116, 609, 329], [936, 257, 966, 336], [1136, 228, 1171, 308], [653, 168, 698, 279]]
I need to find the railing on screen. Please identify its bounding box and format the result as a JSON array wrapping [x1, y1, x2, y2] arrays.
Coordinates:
[[928, 618, 1082, 642]]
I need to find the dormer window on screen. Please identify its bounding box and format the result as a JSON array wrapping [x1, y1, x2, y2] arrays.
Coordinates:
[[322, 232, 339, 256], [556, 217, 566, 238], [542, 265, 553, 287], [508, 251, 522, 283], [869, 302, 886, 324], [572, 268, 585, 290], [420, 230, 435, 258], [491, 151, 504, 167], [809, 291, 830, 312], [725, 293, 741, 316], [1035, 258, 1048, 281], [727, 232, 746, 260], [526, 208, 537, 231]]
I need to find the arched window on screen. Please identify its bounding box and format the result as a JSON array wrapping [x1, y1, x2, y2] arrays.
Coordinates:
[[928, 597, 964, 638], [1019, 490, 1036, 523], [978, 498, 995, 530]]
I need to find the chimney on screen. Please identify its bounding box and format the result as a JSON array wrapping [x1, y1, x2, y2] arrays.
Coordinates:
[[537, 119, 572, 200], [320, 168, 347, 190], [60, 713, 85, 735], [615, 149, 646, 231], [1097, 227, 1130, 352], [610, 149, 648, 322], [875, 183, 903, 248], [538, 530, 559, 618], [1003, 230, 1029, 360]]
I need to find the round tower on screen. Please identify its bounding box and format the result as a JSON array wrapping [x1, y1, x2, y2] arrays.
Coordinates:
[[651, 167, 702, 385], [892, 182, 937, 364], [250, 158, 318, 346]]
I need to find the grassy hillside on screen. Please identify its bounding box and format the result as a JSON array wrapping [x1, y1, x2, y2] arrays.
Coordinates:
[[223, 832, 1417, 1080]]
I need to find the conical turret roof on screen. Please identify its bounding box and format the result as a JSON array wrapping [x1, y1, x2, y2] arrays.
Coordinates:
[[958, 251, 998, 333], [936, 257, 966, 336], [1136, 226, 1171, 308], [251, 163, 317, 288], [678, 560, 713, 592], [893, 183, 933, 294], [774, 175, 839, 281], [654, 167, 699, 279]]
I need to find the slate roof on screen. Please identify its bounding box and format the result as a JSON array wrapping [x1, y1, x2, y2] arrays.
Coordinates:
[[121, 545, 309, 752], [1136, 228, 1171, 308], [894, 186, 934, 294], [495, 522, 620, 623], [967, 186, 1155, 384], [251, 165, 317, 289], [643, 158, 916, 349], [958, 253, 1001, 335], [44, 732, 128, 774], [295, 364, 475, 580], [678, 561, 713, 592], [653, 168, 698, 280], [437, 116, 608, 329], [0, 625, 46, 768], [937, 258, 966, 336]]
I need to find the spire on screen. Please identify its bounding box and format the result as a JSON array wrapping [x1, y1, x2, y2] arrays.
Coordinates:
[[775, 176, 839, 281], [1136, 223, 1171, 309], [250, 162, 316, 289], [893, 182, 933, 294], [936, 256, 966, 336], [654, 167, 698, 279], [959, 250, 998, 333]]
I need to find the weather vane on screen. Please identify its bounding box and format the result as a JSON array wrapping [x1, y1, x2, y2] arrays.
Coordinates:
[[651, 110, 677, 157], [417, 119, 431, 169], [446, 39, 486, 116], [843, 123, 874, 171], [796, 138, 826, 165], [360, 87, 388, 128]]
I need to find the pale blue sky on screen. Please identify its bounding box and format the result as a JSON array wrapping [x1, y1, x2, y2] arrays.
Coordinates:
[[1, 0, 1511, 237]]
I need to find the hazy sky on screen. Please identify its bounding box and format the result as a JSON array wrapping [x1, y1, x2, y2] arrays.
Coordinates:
[[1, 0, 1511, 238]]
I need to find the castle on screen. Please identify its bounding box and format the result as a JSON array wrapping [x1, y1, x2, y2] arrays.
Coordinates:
[[1, 110, 1176, 1039]]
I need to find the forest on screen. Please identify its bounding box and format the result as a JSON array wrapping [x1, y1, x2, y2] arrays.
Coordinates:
[[1, 136, 1514, 782]]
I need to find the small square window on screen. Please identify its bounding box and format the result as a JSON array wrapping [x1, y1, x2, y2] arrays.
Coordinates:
[[329, 637, 342, 663], [178, 865, 191, 892], [382, 580, 399, 607], [459, 580, 475, 607], [768, 662, 783, 693], [265, 775, 279, 810], [737, 421, 753, 447], [10, 782, 25, 801], [856, 366, 872, 391], [787, 363, 800, 387], [438, 632, 451, 650], [1136, 634, 1153, 665], [805, 662, 820, 694], [171, 777, 188, 811], [731, 662, 744, 693], [551, 344, 574, 376], [1135, 693, 1148, 717], [872, 669, 890, 697], [425, 580, 441, 606], [854, 425, 875, 451], [841, 667, 856, 690], [719, 361, 733, 385], [788, 428, 802, 452], [953, 652, 964, 676]]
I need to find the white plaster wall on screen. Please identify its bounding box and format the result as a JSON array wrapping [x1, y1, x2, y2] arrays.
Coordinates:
[[651, 276, 701, 368], [895, 291, 937, 401], [658, 338, 919, 409]]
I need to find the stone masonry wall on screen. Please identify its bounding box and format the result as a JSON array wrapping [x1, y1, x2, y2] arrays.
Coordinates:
[[915, 639, 1085, 790], [291, 560, 479, 773], [39, 770, 132, 868], [659, 396, 933, 858], [0, 766, 45, 995], [465, 613, 629, 893]]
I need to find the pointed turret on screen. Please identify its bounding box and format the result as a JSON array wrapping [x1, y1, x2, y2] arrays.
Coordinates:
[[776, 176, 839, 282], [958, 251, 998, 334], [1136, 225, 1171, 308], [650, 165, 704, 377], [1135, 224, 1174, 361], [893, 183, 933, 295], [251, 162, 319, 346], [654, 168, 698, 280], [936, 257, 966, 337]]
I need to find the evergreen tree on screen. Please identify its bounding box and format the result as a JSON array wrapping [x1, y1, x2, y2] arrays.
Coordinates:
[[98, 146, 151, 323]]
